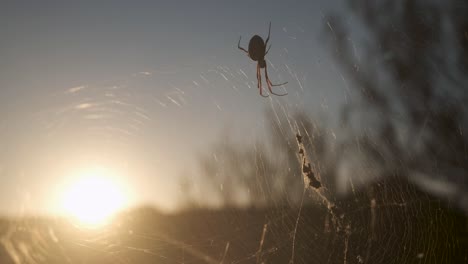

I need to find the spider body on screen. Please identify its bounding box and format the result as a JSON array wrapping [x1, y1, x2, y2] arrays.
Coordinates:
[[238, 22, 288, 97], [248, 35, 266, 65]]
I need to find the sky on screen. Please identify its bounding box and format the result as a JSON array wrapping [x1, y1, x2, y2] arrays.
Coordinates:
[[0, 0, 349, 216]]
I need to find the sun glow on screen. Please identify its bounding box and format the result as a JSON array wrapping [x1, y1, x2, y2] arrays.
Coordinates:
[[60, 168, 128, 227]]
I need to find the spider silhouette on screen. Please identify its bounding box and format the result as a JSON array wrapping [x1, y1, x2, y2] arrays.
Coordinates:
[[238, 22, 288, 97]]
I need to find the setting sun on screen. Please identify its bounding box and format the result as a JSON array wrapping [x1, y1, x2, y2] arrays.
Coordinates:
[[60, 168, 128, 227]]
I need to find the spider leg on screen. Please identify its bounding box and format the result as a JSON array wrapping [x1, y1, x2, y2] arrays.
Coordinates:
[[257, 64, 268, 97], [264, 64, 288, 96], [265, 22, 271, 47], [238, 36, 249, 54], [257, 65, 262, 95]]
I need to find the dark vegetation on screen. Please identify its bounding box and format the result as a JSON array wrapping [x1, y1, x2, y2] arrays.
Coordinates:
[[0, 177, 466, 263], [325, 0, 468, 210]]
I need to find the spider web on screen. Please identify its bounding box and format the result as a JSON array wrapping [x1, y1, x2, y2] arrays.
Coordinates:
[[1, 51, 466, 264], [0, 6, 467, 264]]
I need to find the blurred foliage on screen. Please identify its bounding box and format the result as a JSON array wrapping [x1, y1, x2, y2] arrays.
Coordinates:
[[180, 109, 336, 208], [325, 0, 468, 210]]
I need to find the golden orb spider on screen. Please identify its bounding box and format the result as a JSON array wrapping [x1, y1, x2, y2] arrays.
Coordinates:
[[238, 22, 288, 97]]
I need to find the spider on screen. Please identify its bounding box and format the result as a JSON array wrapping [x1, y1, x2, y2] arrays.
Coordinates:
[[238, 22, 288, 97]]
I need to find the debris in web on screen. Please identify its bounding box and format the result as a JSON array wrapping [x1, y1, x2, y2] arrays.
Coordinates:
[[295, 134, 321, 189]]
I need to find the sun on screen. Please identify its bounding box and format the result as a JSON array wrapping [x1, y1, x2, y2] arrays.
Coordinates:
[[60, 167, 128, 227]]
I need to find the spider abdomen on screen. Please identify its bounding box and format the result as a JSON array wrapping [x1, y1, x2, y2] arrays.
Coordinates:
[[248, 35, 265, 61]]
